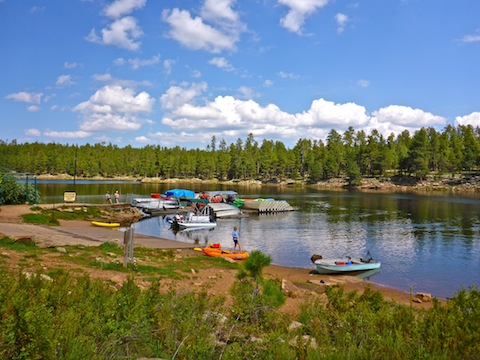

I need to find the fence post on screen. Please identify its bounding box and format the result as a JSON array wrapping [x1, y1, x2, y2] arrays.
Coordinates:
[[123, 228, 134, 268]]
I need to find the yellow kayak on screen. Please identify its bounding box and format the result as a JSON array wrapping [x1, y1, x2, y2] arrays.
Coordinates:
[[91, 221, 120, 228]]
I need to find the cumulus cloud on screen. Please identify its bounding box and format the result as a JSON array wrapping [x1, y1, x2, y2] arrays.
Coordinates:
[[162, 9, 239, 53], [364, 105, 447, 137], [25, 128, 41, 137], [56, 75, 75, 87], [27, 105, 41, 112], [103, 0, 146, 19], [158, 94, 450, 147], [73, 85, 155, 132], [5, 91, 44, 104], [208, 57, 235, 72], [87, 16, 143, 51], [160, 82, 208, 110], [335, 13, 348, 33], [278, 0, 329, 34], [162, 1, 245, 54], [455, 112, 480, 127]]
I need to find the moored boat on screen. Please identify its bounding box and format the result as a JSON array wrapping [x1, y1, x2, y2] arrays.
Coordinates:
[[203, 244, 249, 260], [311, 253, 381, 274], [91, 221, 120, 228]]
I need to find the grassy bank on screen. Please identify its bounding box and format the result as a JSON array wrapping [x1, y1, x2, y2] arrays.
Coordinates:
[[1, 236, 479, 359]]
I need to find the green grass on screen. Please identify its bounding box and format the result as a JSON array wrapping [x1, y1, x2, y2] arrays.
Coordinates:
[[21, 206, 109, 225], [2, 236, 479, 359], [21, 213, 60, 226]]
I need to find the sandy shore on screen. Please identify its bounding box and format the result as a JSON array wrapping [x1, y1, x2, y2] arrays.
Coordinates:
[[0, 204, 436, 309]]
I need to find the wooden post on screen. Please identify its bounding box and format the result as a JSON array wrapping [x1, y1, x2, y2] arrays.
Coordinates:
[[123, 228, 134, 268]]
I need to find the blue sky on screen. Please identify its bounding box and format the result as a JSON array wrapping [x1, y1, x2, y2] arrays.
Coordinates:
[[2, 0, 480, 149]]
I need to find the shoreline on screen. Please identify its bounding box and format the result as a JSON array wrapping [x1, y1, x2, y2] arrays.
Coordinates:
[[0, 204, 439, 309], [32, 173, 480, 195]]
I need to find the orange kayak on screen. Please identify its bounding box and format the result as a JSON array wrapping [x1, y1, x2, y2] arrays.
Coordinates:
[[203, 245, 249, 260]]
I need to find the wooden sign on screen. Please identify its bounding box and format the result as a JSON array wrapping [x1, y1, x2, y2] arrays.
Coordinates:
[[63, 191, 76, 203]]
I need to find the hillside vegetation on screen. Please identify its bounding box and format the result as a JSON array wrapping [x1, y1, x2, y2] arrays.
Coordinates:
[[2, 125, 480, 187]]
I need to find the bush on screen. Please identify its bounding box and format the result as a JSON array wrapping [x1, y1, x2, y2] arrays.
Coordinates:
[[0, 173, 38, 205]]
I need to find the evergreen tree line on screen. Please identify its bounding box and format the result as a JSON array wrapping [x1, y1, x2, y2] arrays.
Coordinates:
[[1, 125, 480, 183]]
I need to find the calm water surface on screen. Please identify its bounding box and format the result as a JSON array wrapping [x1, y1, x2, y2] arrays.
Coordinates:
[[35, 180, 480, 298]]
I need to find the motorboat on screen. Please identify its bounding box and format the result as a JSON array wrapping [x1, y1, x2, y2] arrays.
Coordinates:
[[311, 253, 381, 274], [168, 202, 216, 229]]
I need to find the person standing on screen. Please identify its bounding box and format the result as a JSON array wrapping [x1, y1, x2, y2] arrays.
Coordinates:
[[232, 226, 241, 253], [114, 190, 120, 204], [105, 191, 112, 204]]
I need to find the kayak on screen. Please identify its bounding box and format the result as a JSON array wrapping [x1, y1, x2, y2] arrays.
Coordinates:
[[203, 244, 249, 260], [91, 221, 121, 228]]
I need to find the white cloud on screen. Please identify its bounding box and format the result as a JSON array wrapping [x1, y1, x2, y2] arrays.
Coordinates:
[[237, 86, 258, 100], [357, 79, 370, 88], [278, 70, 299, 79], [455, 112, 480, 127], [163, 59, 175, 75], [56, 75, 75, 87], [44, 130, 92, 138], [278, 0, 329, 34], [461, 34, 480, 43], [160, 82, 208, 110], [64, 62, 78, 69], [297, 98, 369, 128], [73, 85, 155, 132], [25, 128, 41, 137], [104, 0, 146, 19], [162, 8, 240, 53], [115, 54, 160, 69], [158, 94, 449, 147], [134, 135, 150, 143], [92, 73, 152, 88], [6, 91, 44, 104], [263, 79, 273, 87], [27, 105, 41, 112], [335, 13, 348, 33], [201, 0, 246, 33], [208, 57, 235, 72], [86, 16, 143, 51], [372, 105, 446, 127]]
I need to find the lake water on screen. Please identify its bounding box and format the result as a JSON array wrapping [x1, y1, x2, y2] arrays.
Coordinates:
[[34, 180, 480, 299]]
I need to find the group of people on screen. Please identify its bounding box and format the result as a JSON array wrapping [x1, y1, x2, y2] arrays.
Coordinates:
[[105, 190, 120, 204]]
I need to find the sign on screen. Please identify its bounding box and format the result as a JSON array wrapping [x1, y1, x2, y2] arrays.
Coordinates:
[[63, 191, 76, 203]]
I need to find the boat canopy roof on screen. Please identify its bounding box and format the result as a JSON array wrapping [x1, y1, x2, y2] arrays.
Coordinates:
[[165, 189, 195, 198]]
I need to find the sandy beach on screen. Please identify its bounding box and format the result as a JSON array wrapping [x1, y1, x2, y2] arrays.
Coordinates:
[[0, 204, 436, 311]]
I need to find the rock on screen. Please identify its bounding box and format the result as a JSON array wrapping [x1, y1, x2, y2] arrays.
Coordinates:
[[191, 268, 196, 275], [282, 279, 300, 297], [56, 247, 67, 253], [412, 297, 422, 303], [416, 292, 432, 302], [288, 321, 303, 332], [15, 236, 35, 245]]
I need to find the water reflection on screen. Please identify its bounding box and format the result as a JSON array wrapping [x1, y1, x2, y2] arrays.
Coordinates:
[[35, 181, 480, 298]]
